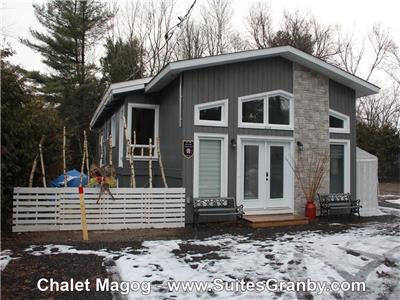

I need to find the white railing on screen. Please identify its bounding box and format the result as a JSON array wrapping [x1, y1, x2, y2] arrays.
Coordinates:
[[13, 187, 185, 232], [128, 144, 157, 159]]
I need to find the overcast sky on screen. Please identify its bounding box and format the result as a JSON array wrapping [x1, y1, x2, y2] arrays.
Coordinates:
[[2, 0, 400, 81]]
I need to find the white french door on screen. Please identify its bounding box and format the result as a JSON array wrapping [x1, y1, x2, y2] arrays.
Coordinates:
[[239, 138, 293, 212]]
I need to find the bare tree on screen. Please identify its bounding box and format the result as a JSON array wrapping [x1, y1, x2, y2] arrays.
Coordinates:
[[246, 2, 273, 49], [357, 85, 400, 128], [311, 18, 339, 60], [174, 18, 205, 60], [201, 0, 232, 56], [336, 32, 366, 75]]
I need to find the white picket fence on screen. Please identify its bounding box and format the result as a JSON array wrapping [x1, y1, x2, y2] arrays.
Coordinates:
[[13, 187, 186, 232]]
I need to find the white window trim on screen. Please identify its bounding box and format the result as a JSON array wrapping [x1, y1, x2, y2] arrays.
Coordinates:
[[118, 105, 125, 167], [111, 114, 117, 147], [330, 139, 350, 193], [193, 133, 228, 198], [127, 103, 160, 161], [238, 90, 294, 130], [329, 109, 350, 134], [194, 99, 228, 127]]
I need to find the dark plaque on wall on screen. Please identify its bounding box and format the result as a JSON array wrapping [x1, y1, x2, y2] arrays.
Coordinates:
[[183, 140, 194, 159]]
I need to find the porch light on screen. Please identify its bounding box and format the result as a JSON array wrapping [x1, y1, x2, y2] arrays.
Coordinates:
[[297, 141, 304, 152], [231, 138, 237, 149]]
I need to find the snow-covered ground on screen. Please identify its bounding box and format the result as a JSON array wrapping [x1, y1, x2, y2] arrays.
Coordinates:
[[386, 199, 400, 205], [3, 208, 400, 299]]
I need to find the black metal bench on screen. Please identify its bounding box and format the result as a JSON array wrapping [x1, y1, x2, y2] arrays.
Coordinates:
[[192, 197, 244, 227], [318, 193, 362, 218]]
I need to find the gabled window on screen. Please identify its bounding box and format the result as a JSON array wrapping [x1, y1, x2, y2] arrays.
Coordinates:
[[127, 103, 159, 160], [238, 90, 293, 130], [194, 99, 228, 127], [329, 109, 349, 133]]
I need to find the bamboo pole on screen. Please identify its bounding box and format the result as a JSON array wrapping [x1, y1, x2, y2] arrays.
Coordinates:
[[148, 138, 153, 188], [63, 126, 67, 187], [80, 133, 87, 186], [39, 138, 47, 187], [109, 134, 113, 165], [122, 116, 136, 188], [156, 137, 168, 188], [84, 130, 90, 182], [99, 132, 104, 167], [28, 154, 38, 188]]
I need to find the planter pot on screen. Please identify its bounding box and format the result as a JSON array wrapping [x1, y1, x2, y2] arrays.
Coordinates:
[[305, 201, 317, 220]]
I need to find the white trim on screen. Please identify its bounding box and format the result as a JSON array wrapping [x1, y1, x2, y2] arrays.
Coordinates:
[[238, 90, 294, 130], [90, 77, 152, 129], [145, 46, 379, 98], [127, 103, 160, 160], [118, 105, 125, 167], [193, 133, 228, 198], [330, 139, 351, 193], [194, 99, 228, 127], [236, 134, 295, 214], [111, 114, 117, 147], [329, 109, 350, 134]]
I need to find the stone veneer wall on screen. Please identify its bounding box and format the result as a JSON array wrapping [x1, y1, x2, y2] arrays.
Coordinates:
[[293, 63, 330, 215]]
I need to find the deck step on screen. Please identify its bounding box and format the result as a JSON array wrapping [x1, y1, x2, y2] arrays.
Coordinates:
[[242, 214, 309, 228]]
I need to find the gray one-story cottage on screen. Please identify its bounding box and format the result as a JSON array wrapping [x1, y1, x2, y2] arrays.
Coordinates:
[[90, 46, 379, 221]]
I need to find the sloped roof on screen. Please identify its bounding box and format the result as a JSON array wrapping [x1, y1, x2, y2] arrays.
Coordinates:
[[145, 46, 379, 97], [91, 46, 380, 129]]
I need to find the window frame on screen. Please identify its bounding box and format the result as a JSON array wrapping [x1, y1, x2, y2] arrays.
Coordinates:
[[238, 90, 294, 130], [329, 139, 350, 193], [194, 99, 228, 127], [127, 103, 160, 161], [111, 114, 117, 147], [193, 132, 228, 198], [329, 109, 350, 134]]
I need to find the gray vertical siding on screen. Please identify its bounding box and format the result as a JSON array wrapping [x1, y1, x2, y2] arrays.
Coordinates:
[[329, 80, 357, 199], [181, 57, 294, 222]]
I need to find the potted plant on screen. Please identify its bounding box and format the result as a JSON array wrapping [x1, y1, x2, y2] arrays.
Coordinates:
[[289, 148, 329, 220]]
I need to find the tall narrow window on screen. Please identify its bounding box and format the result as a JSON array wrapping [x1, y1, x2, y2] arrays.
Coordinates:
[[198, 140, 222, 197], [270, 146, 284, 198], [330, 144, 345, 193], [244, 145, 259, 200]]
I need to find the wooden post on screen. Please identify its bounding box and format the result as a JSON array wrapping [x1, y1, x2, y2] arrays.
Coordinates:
[[99, 132, 104, 167], [156, 137, 168, 188], [84, 130, 90, 182], [109, 134, 113, 165], [122, 116, 136, 188], [63, 126, 67, 187], [39, 138, 47, 187], [79, 185, 89, 241], [148, 138, 153, 188]]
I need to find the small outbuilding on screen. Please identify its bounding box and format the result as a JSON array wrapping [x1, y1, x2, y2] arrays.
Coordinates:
[[356, 147, 380, 216]]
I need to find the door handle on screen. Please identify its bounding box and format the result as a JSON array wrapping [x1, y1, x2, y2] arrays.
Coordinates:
[[266, 172, 269, 181]]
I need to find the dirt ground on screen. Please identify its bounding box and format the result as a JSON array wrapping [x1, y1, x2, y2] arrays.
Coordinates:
[[379, 181, 400, 196]]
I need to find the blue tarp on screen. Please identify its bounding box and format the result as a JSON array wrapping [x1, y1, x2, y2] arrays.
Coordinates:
[[49, 169, 88, 187]]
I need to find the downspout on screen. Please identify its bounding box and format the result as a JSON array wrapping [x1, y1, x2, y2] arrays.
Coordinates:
[[179, 74, 183, 128]]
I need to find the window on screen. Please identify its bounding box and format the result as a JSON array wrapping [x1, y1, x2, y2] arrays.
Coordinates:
[[194, 133, 228, 197], [238, 90, 293, 129], [118, 106, 125, 167], [127, 103, 159, 159], [194, 99, 228, 127], [329, 109, 349, 133], [329, 140, 350, 193]]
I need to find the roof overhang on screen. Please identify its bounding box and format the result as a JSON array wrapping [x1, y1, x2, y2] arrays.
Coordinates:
[[145, 46, 380, 98], [90, 77, 152, 129]]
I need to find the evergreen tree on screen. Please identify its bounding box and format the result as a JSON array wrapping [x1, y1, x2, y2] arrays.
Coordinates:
[[101, 37, 145, 84], [22, 0, 113, 167], [1, 48, 63, 231]]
